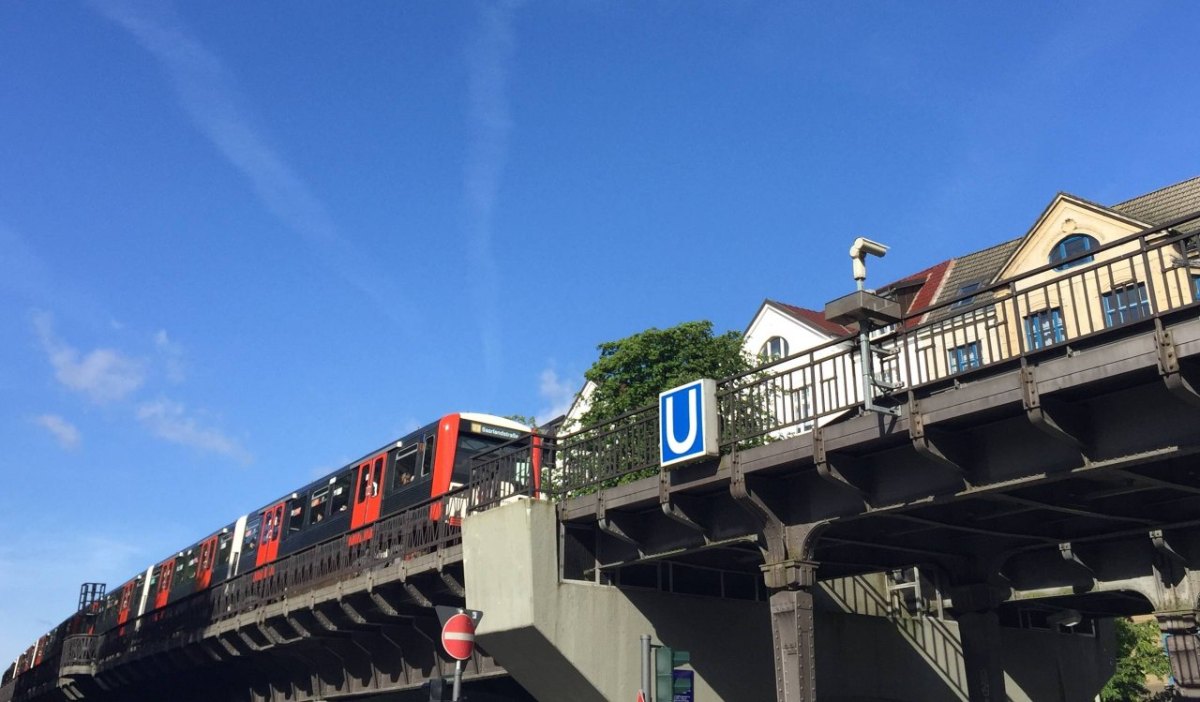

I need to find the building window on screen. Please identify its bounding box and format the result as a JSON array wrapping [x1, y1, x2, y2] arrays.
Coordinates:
[[1049, 234, 1098, 271], [789, 386, 813, 430], [948, 342, 981, 373], [1102, 283, 1150, 327], [1024, 308, 1065, 350], [759, 336, 789, 361], [951, 282, 983, 309], [1192, 274, 1200, 302]]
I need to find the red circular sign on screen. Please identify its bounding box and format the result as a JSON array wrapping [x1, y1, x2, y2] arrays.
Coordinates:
[[441, 613, 476, 661]]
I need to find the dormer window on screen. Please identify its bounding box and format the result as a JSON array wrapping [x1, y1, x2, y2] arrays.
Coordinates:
[[759, 336, 789, 361], [1049, 234, 1098, 271], [951, 282, 983, 309]]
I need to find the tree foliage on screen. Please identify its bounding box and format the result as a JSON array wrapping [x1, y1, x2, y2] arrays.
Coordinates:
[[580, 321, 750, 427], [1101, 617, 1171, 701]]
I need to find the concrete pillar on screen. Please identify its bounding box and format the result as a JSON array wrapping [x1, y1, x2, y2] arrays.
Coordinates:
[[949, 584, 1008, 702], [462, 498, 775, 701], [1158, 612, 1200, 698]]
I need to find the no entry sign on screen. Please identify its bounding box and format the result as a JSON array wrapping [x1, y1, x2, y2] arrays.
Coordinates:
[[441, 612, 476, 661]]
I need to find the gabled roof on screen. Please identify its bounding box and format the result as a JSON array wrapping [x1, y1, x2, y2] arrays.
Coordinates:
[[925, 238, 1022, 320], [763, 299, 852, 337], [877, 259, 954, 325], [1112, 175, 1200, 233]]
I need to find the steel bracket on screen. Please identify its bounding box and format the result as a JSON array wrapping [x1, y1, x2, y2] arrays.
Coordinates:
[[813, 427, 869, 504]]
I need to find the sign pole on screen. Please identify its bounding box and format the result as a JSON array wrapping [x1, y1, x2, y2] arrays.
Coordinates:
[[640, 634, 651, 702], [435, 606, 483, 702]]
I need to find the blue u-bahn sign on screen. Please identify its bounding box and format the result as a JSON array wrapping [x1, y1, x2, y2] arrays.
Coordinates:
[[659, 379, 719, 469]]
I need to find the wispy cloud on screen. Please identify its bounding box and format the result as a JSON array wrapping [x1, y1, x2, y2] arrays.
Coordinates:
[[91, 0, 412, 324], [154, 329, 186, 383], [34, 312, 145, 404], [31, 313, 250, 462], [537, 367, 577, 423], [0, 531, 146, 664], [34, 414, 82, 450], [137, 398, 252, 464], [464, 1, 522, 389]]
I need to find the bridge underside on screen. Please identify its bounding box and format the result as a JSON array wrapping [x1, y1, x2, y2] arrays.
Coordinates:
[[560, 313, 1200, 700], [42, 551, 515, 702]]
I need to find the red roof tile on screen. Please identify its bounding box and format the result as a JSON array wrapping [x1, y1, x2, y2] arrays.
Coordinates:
[[766, 300, 852, 337]]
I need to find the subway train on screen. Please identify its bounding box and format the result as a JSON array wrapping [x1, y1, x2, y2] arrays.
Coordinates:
[[3, 412, 535, 686]]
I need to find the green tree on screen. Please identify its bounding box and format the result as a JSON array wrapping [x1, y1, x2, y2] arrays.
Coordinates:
[[580, 320, 750, 427], [504, 414, 539, 429], [1101, 617, 1171, 701]]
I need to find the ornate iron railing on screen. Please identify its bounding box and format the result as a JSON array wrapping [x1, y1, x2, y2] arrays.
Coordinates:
[[545, 404, 659, 495], [467, 439, 543, 511], [58, 636, 98, 670], [545, 210, 1200, 491]]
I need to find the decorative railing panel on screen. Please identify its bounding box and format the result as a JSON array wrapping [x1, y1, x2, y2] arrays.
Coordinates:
[[59, 635, 98, 670]]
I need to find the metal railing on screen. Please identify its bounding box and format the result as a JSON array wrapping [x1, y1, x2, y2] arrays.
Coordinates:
[[542, 209, 1200, 492], [822, 575, 967, 699], [82, 436, 556, 668], [59, 636, 98, 671]]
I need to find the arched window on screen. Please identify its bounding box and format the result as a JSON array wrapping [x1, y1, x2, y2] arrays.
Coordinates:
[[1049, 234, 1098, 271], [759, 336, 789, 361]]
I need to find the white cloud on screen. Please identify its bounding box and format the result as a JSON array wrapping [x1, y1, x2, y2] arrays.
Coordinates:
[[34, 312, 145, 404], [154, 329, 186, 383], [137, 398, 251, 464], [463, 1, 521, 388], [537, 367, 578, 423], [34, 414, 82, 450], [92, 0, 412, 325]]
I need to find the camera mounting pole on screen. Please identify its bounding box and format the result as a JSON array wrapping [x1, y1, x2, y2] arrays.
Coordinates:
[[825, 238, 903, 417]]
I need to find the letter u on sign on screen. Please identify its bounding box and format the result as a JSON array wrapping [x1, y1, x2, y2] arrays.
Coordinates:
[[659, 379, 720, 468]]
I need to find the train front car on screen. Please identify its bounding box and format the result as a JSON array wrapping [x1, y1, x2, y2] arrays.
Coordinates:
[[229, 412, 535, 577], [436, 413, 534, 493]]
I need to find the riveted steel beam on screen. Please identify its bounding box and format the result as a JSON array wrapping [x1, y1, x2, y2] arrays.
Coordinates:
[[1020, 364, 1089, 451], [813, 426, 869, 504]]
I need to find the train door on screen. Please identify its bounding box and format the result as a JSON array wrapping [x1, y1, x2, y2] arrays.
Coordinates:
[[350, 452, 387, 531], [116, 581, 136, 626], [153, 559, 175, 610], [254, 503, 285, 568], [195, 535, 218, 591]]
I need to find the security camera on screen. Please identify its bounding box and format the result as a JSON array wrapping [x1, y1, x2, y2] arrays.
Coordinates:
[[850, 237, 890, 259], [849, 237, 890, 287]]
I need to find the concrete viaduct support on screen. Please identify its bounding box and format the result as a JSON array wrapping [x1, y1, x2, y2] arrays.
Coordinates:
[[463, 498, 776, 701], [465, 499, 1117, 702]]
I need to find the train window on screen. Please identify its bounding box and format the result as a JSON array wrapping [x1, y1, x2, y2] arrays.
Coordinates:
[[243, 518, 260, 552], [185, 553, 198, 581], [263, 510, 280, 542], [331, 474, 352, 514], [454, 434, 513, 479], [421, 435, 435, 476], [393, 448, 418, 490], [285, 496, 306, 536], [219, 533, 232, 552], [309, 487, 330, 525], [357, 467, 370, 503]]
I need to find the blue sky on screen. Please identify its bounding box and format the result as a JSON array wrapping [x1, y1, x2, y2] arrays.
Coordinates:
[[3, 1, 1199, 663]]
